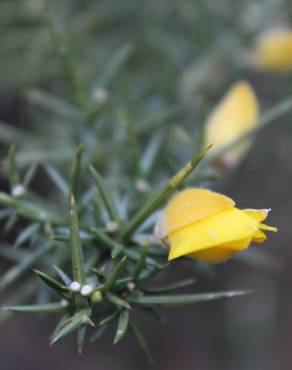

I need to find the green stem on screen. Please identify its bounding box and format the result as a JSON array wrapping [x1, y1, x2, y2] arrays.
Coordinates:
[[70, 144, 84, 198], [69, 194, 85, 284], [8, 145, 20, 188], [122, 146, 210, 240]]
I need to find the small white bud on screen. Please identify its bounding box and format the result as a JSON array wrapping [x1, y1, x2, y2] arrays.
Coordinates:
[[69, 281, 81, 292], [92, 87, 109, 103], [80, 284, 93, 296], [11, 184, 26, 198], [106, 220, 118, 233], [127, 282, 135, 292], [135, 179, 150, 193], [60, 299, 69, 307], [153, 216, 169, 249]]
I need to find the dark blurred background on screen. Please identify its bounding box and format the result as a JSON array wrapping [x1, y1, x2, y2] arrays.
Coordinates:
[[0, 1, 292, 370]]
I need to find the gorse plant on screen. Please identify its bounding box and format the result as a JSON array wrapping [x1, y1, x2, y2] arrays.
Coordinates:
[[0, 0, 291, 361]]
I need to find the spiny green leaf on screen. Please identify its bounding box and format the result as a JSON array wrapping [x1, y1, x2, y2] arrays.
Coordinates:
[[0, 242, 53, 290], [125, 249, 162, 269], [51, 314, 70, 340], [23, 163, 38, 187], [0, 192, 65, 224], [92, 195, 103, 227], [142, 307, 167, 323], [119, 110, 140, 173], [3, 213, 17, 234], [25, 88, 83, 122], [70, 144, 84, 198], [99, 310, 119, 326], [89, 165, 120, 225], [77, 324, 87, 354], [131, 243, 150, 279], [89, 227, 162, 267], [122, 146, 211, 240], [50, 309, 90, 345], [129, 320, 153, 363], [111, 243, 124, 259], [84, 251, 101, 275], [2, 302, 67, 313], [69, 194, 85, 284], [33, 269, 71, 295], [106, 293, 131, 310], [53, 265, 72, 285], [113, 309, 130, 344], [102, 256, 127, 295], [50, 230, 95, 242], [113, 277, 133, 290], [0, 278, 36, 323], [137, 265, 165, 287], [97, 42, 133, 88], [43, 164, 69, 196], [140, 133, 163, 176], [15, 223, 40, 246], [90, 227, 124, 257], [90, 323, 109, 343], [144, 279, 196, 294], [129, 290, 252, 307], [8, 144, 20, 188]]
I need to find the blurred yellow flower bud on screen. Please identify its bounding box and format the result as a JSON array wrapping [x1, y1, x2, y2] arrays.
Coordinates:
[[204, 81, 259, 168], [155, 188, 277, 263], [253, 29, 292, 72]]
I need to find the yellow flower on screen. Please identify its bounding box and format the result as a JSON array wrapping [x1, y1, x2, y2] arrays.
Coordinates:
[[155, 188, 277, 263], [204, 81, 259, 168], [253, 29, 292, 72]]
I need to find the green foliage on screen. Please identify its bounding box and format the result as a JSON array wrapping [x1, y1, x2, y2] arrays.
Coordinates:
[[0, 0, 290, 360]]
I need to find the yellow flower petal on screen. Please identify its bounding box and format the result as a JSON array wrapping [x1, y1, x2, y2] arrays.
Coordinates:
[[254, 29, 292, 72], [160, 188, 234, 238], [259, 223, 278, 232], [190, 248, 237, 263], [252, 229, 267, 243], [190, 237, 252, 263], [204, 81, 259, 166], [155, 188, 278, 264], [168, 207, 258, 260], [243, 208, 270, 222]]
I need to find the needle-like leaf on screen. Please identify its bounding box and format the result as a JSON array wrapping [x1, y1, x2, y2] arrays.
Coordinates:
[[113, 309, 130, 344], [15, 223, 40, 247], [70, 144, 84, 198], [33, 269, 71, 295], [2, 302, 67, 313], [106, 293, 131, 310], [144, 279, 196, 294], [51, 309, 91, 345], [102, 256, 127, 295], [129, 290, 252, 307], [89, 165, 121, 225], [129, 320, 153, 363], [69, 194, 85, 284], [8, 144, 20, 189]]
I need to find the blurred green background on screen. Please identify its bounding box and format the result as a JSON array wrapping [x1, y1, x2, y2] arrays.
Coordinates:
[[0, 1, 292, 369]]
